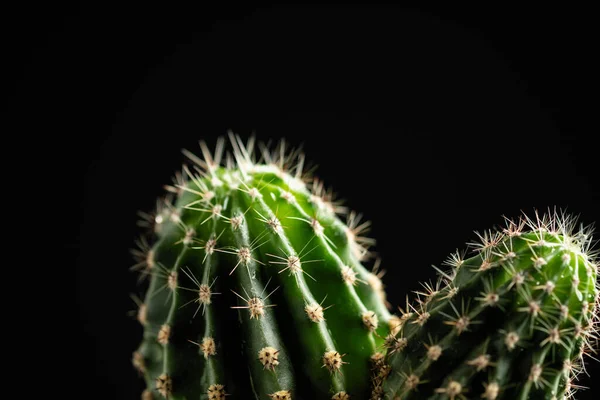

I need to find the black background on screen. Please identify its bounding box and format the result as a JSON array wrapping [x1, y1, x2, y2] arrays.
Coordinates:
[[12, 3, 598, 399]]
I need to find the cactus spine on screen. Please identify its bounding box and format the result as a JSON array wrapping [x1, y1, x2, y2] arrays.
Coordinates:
[[132, 135, 393, 399], [380, 211, 599, 399]]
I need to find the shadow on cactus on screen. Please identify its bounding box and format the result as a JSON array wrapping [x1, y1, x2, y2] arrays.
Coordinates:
[[131, 134, 599, 399]]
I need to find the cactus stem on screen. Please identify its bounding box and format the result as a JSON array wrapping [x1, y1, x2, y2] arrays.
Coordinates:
[[135, 135, 600, 398], [133, 135, 399, 397]]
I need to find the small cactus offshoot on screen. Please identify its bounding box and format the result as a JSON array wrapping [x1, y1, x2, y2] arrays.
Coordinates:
[[131, 134, 599, 399], [380, 210, 599, 400]]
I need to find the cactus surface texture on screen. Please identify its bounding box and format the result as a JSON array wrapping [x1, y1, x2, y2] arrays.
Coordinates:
[[132, 135, 393, 399], [132, 134, 599, 399]]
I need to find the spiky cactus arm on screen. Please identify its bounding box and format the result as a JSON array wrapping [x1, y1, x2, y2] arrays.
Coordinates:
[[132, 135, 393, 399], [381, 211, 599, 400]]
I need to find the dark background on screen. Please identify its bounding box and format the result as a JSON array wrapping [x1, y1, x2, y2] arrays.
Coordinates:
[[12, 2, 598, 399]]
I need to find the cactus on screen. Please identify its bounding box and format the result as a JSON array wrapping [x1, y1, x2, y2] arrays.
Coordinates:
[[132, 134, 599, 399], [380, 210, 599, 399], [131, 134, 394, 399]]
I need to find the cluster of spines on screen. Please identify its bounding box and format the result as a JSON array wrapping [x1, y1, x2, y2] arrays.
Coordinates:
[[131, 133, 394, 399], [376, 209, 599, 399]]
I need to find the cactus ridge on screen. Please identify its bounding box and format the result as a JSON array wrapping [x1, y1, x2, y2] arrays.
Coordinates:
[[132, 134, 393, 399], [380, 209, 599, 400]]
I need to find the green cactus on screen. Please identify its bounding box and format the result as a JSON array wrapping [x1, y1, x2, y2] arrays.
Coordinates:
[[380, 211, 599, 400], [131, 134, 394, 399], [132, 134, 599, 399]]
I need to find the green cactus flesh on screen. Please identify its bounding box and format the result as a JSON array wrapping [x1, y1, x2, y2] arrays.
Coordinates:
[[132, 136, 393, 400], [132, 135, 599, 399], [380, 212, 599, 400]]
